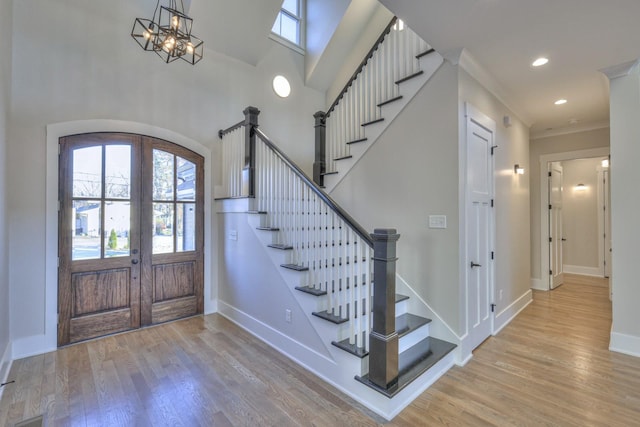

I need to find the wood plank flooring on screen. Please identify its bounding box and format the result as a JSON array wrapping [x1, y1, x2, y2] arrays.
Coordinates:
[[2, 275, 640, 426]]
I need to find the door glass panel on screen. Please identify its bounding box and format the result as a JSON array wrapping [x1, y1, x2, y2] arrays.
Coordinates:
[[153, 203, 174, 253], [104, 201, 131, 257], [72, 200, 101, 260], [105, 145, 131, 199], [73, 146, 102, 198], [177, 157, 196, 201], [153, 149, 174, 200], [177, 203, 195, 252]]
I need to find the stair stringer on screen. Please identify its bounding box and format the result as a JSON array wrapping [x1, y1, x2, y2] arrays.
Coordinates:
[[395, 273, 464, 363], [246, 213, 365, 368], [323, 52, 445, 193]]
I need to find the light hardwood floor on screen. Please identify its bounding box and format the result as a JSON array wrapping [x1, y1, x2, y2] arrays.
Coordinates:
[[2, 275, 640, 426]]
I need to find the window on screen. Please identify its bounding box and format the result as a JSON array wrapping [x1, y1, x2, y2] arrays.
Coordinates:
[[271, 0, 304, 50]]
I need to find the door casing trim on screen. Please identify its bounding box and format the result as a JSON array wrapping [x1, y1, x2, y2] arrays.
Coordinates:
[[35, 120, 215, 357]]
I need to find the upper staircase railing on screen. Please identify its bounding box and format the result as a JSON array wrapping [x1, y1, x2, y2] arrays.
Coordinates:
[[218, 107, 402, 393], [314, 17, 433, 186]]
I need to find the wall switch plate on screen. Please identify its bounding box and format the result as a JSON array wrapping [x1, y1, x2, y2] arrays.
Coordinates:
[[428, 215, 447, 229], [229, 230, 238, 241], [285, 309, 292, 323]]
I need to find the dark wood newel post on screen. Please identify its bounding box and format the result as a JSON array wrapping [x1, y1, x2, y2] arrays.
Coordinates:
[[243, 106, 260, 197], [369, 228, 400, 392], [313, 111, 326, 187]]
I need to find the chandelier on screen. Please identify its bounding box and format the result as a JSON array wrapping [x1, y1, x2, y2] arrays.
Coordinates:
[[131, 0, 204, 65]]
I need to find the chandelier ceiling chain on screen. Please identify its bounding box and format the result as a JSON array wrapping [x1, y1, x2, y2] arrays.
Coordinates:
[[131, 0, 204, 65]]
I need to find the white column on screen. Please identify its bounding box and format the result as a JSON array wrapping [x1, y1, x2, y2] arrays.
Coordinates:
[[603, 59, 640, 357]]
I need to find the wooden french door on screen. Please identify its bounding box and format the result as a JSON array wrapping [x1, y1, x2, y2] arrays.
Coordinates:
[[58, 133, 204, 346]]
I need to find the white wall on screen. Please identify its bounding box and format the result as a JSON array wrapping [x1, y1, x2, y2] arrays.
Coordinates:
[[607, 63, 640, 356], [7, 0, 324, 353], [529, 128, 609, 282], [331, 63, 462, 333], [561, 158, 602, 271], [0, 0, 12, 383], [458, 68, 531, 335]]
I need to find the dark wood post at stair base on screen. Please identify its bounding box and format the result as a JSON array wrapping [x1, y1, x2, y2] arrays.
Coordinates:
[[243, 106, 260, 197], [313, 111, 326, 187], [368, 228, 400, 391]]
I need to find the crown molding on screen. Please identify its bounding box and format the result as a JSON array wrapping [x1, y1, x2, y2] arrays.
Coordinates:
[[600, 59, 640, 80], [444, 48, 532, 128]]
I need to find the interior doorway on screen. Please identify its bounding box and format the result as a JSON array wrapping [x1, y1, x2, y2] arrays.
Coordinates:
[[545, 155, 610, 290], [57, 133, 204, 346]]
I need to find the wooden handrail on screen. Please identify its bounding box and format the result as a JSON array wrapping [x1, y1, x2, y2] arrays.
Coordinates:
[[325, 16, 398, 119], [218, 120, 245, 139], [253, 127, 374, 248]]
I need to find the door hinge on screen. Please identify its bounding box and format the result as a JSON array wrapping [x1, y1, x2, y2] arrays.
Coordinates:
[[491, 145, 498, 155], [549, 237, 553, 243], [491, 199, 494, 208], [549, 204, 552, 210], [548, 171, 552, 177], [57, 257, 60, 268], [491, 251, 494, 260], [549, 269, 553, 275], [490, 303, 496, 313]]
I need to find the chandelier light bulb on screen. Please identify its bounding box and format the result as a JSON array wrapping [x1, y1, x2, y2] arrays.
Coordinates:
[[171, 16, 179, 29], [186, 43, 194, 54]]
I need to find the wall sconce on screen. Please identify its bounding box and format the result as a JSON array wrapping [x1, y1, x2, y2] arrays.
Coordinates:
[[514, 164, 525, 175], [575, 183, 587, 191]]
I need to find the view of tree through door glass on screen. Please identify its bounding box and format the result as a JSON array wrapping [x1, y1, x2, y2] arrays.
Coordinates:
[[72, 145, 131, 260], [152, 149, 196, 254]]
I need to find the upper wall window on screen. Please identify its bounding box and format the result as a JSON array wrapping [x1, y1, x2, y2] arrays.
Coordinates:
[[271, 0, 304, 53]]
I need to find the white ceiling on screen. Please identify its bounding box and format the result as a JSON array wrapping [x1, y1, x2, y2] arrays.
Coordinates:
[[175, 0, 640, 137], [379, 0, 640, 136]]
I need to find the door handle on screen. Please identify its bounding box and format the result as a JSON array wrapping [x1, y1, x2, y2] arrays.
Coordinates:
[[561, 238, 567, 241], [470, 261, 482, 268], [131, 259, 139, 265]]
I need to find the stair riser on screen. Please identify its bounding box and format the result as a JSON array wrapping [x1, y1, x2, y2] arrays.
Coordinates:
[[398, 323, 430, 354]]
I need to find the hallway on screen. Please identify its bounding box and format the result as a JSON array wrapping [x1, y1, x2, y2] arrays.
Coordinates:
[[1, 275, 639, 426]]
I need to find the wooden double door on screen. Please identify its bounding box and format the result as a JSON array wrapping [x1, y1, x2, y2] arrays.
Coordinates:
[[58, 133, 204, 346]]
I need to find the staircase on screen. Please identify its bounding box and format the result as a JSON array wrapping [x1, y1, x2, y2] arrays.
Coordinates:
[[215, 17, 457, 419], [314, 17, 444, 192]]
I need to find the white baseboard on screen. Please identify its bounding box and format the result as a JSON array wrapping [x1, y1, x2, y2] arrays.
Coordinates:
[[562, 265, 603, 277], [493, 289, 533, 335], [0, 340, 13, 402], [610, 331, 640, 358], [530, 277, 547, 291], [12, 334, 56, 360]]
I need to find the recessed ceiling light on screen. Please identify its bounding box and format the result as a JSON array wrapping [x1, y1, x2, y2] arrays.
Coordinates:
[[272, 75, 291, 98], [532, 57, 549, 67], [554, 99, 567, 105]]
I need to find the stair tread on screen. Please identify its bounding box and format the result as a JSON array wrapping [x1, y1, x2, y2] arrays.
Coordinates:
[[312, 310, 348, 324], [332, 338, 368, 358], [396, 313, 431, 338], [295, 286, 327, 296], [346, 137, 368, 145], [281, 264, 309, 271], [396, 293, 409, 303], [355, 336, 457, 398], [268, 244, 293, 250], [361, 117, 384, 127], [395, 70, 424, 85], [256, 226, 279, 231], [377, 95, 403, 107], [334, 155, 353, 161], [416, 48, 435, 59]]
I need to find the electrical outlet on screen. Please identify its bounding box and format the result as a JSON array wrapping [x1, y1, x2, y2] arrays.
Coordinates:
[[229, 230, 238, 241], [499, 290, 503, 301], [285, 309, 292, 323]]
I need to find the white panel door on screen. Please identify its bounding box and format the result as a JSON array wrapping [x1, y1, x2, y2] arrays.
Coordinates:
[[549, 162, 564, 289], [466, 115, 494, 351]]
